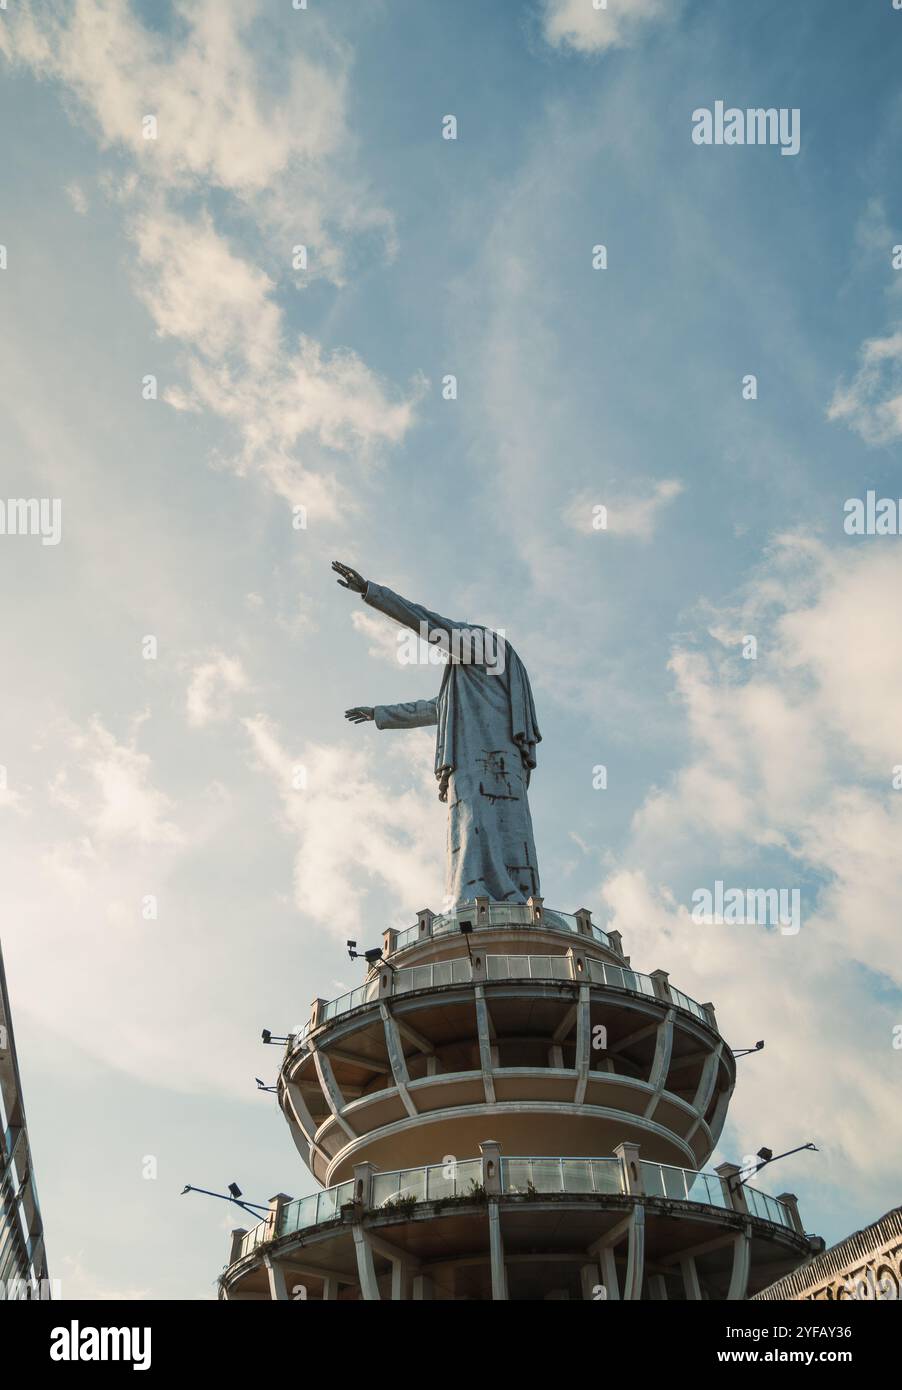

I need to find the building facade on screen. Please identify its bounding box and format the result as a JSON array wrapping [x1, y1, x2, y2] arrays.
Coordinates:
[[754, 1207, 902, 1301], [218, 899, 820, 1300], [0, 940, 49, 1298]]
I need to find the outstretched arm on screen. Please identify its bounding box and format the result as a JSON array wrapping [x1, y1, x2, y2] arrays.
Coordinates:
[[373, 698, 438, 730], [344, 700, 438, 730], [333, 560, 467, 641]]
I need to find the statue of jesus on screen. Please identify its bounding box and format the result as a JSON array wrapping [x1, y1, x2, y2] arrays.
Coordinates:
[[333, 561, 542, 908]]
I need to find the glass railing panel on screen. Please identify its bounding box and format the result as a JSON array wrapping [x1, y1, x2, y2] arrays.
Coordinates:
[[486, 955, 510, 979], [371, 1172, 402, 1207], [660, 1165, 690, 1201], [449, 956, 467, 983], [454, 1159, 483, 1194], [501, 1158, 533, 1193], [506, 955, 530, 978], [590, 923, 612, 947], [548, 956, 571, 980], [424, 1163, 456, 1201], [432, 960, 453, 987], [393, 1168, 428, 1203], [529, 955, 553, 977], [686, 1172, 730, 1209], [487, 903, 530, 926], [587, 957, 607, 984], [590, 1159, 624, 1194], [561, 1159, 595, 1193], [640, 1161, 666, 1198], [543, 910, 578, 934], [531, 1159, 566, 1193]]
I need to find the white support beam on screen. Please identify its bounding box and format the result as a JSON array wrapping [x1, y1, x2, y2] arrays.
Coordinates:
[[263, 1254, 290, 1303], [622, 1207, 646, 1301], [680, 1254, 703, 1300], [312, 1049, 357, 1139], [574, 984, 591, 1105], [487, 1203, 509, 1301], [379, 1004, 418, 1117], [352, 1226, 382, 1301], [474, 986, 496, 1103], [643, 1010, 674, 1120], [726, 1227, 752, 1302]]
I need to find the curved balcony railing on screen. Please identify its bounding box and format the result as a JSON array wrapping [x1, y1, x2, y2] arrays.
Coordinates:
[[232, 1155, 793, 1262], [391, 903, 613, 954], [292, 952, 712, 1044]]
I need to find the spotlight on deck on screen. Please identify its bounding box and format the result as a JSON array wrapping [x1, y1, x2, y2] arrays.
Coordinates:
[[228, 1182, 243, 1199]]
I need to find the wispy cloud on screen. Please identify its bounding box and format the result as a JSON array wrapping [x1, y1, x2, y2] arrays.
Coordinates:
[[563, 479, 684, 540], [828, 330, 902, 444], [541, 0, 670, 54], [186, 652, 250, 729]]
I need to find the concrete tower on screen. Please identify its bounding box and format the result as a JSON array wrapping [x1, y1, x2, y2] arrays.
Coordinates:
[[218, 899, 819, 1300]]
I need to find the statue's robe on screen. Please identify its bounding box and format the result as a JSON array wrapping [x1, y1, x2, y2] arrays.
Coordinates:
[[363, 582, 541, 906]]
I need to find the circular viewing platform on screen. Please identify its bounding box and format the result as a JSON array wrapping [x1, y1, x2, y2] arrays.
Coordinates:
[[219, 1147, 817, 1302], [279, 900, 735, 1187]]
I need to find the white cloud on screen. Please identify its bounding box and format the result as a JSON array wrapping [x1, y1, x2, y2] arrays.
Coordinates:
[[351, 609, 409, 665], [186, 652, 250, 728], [1, 0, 420, 513], [598, 537, 902, 1196], [542, 0, 669, 54], [49, 716, 184, 846], [243, 714, 442, 934], [828, 330, 902, 444], [563, 478, 683, 540], [65, 181, 88, 214]]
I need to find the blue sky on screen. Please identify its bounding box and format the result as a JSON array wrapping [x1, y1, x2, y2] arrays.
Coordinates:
[[1, 0, 901, 1297]]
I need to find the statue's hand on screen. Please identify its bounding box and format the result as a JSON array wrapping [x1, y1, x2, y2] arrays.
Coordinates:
[[332, 560, 367, 594], [345, 707, 375, 724]]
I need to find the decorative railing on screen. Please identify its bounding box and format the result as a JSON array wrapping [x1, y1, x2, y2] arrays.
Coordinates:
[[391, 903, 613, 953], [293, 952, 712, 1043], [232, 1155, 793, 1262]]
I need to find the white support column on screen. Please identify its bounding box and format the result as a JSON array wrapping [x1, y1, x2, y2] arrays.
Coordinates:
[[312, 1049, 357, 1139], [622, 1207, 646, 1301], [648, 1272, 668, 1300], [390, 1259, 413, 1301], [600, 1246, 620, 1300], [726, 1227, 752, 1302], [580, 1263, 603, 1300], [487, 1202, 509, 1301], [680, 1254, 703, 1300], [352, 1226, 382, 1301], [322, 1275, 337, 1301], [686, 1043, 722, 1142], [379, 1003, 418, 1117], [263, 1254, 289, 1302], [644, 1010, 674, 1118], [412, 1274, 434, 1300], [573, 983, 591, 1104], [284, 1080, 330, 1168], [474, 985, 496, 1103]]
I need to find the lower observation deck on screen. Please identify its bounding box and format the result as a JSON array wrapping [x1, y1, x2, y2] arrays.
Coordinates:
[[219, 1146, 817, 1302]]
